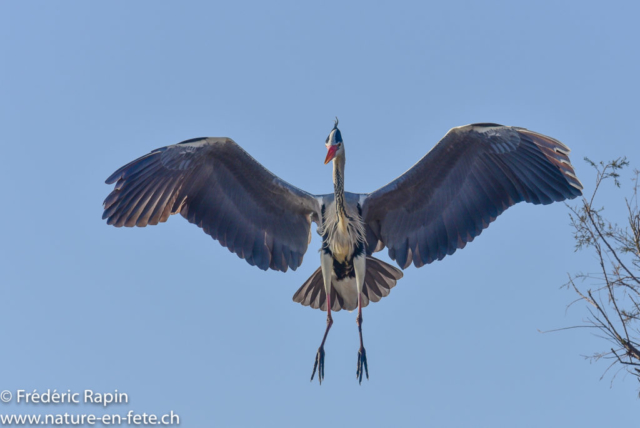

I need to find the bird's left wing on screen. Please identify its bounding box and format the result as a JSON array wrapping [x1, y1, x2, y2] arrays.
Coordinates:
[[103, 137, 322, 272], [360, 124, 583, 269]]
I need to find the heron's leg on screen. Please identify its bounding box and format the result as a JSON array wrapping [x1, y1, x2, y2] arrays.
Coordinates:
[[353, 255, 369, 384], [356, 294, 369, 384], [311, 252, 334, 384], [311, 292, 332, 384]]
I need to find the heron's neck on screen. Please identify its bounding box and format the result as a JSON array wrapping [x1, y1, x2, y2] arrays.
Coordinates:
[[332, 156, 347, 222]]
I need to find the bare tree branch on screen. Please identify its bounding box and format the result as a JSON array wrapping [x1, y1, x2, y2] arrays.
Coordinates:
[[563, 158, 640, 396]]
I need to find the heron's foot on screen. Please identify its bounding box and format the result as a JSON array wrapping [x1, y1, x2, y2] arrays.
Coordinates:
[[311, 346, 325, 384], [356, 346, 369, 384]]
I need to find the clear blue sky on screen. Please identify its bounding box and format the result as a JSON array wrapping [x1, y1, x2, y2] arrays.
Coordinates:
[[2, 1, 639, 426]]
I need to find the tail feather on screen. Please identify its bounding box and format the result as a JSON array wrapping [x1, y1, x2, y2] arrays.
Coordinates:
[[292, 267, 345, 311], [292, 257, 403, 312]]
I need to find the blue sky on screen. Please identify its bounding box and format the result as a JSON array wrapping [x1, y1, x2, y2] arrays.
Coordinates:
[[2, 1, 639, 426]]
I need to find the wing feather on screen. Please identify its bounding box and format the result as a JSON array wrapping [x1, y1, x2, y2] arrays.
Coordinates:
[[103, 138, 321, 272], [361, 124, 583, 269]]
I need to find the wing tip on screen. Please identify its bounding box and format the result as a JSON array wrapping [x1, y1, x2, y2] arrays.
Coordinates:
[[516, 128, 584, 196], [517, 128, 572, 153], [105, 172, 122, 185]]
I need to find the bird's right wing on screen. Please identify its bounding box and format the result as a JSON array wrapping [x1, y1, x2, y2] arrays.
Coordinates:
[[103, 137, 322, 272], [360, 124, 583, 269]]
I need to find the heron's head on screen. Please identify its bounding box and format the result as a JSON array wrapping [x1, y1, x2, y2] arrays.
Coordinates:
[[324, 118, 344, 165]]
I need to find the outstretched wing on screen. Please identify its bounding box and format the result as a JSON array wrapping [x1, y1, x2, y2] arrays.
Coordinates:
[[361, 124, 583, 269], [103, 137, 322, 272]]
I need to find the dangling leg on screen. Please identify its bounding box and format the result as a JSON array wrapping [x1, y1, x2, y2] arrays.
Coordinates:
[[311, 252, 334, 384], [354, 255, 369, 384], [356, 304, 368, 384], [310, 293, 332, 384]]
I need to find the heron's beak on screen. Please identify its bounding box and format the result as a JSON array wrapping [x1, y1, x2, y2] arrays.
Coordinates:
[[324, 145, 338, 165]]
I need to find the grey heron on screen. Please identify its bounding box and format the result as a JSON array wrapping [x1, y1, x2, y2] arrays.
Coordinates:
[[103, 120, 583, 384]]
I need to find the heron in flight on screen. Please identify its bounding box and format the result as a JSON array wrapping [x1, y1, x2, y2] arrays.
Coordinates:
[[103, 120, 582, 384]]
